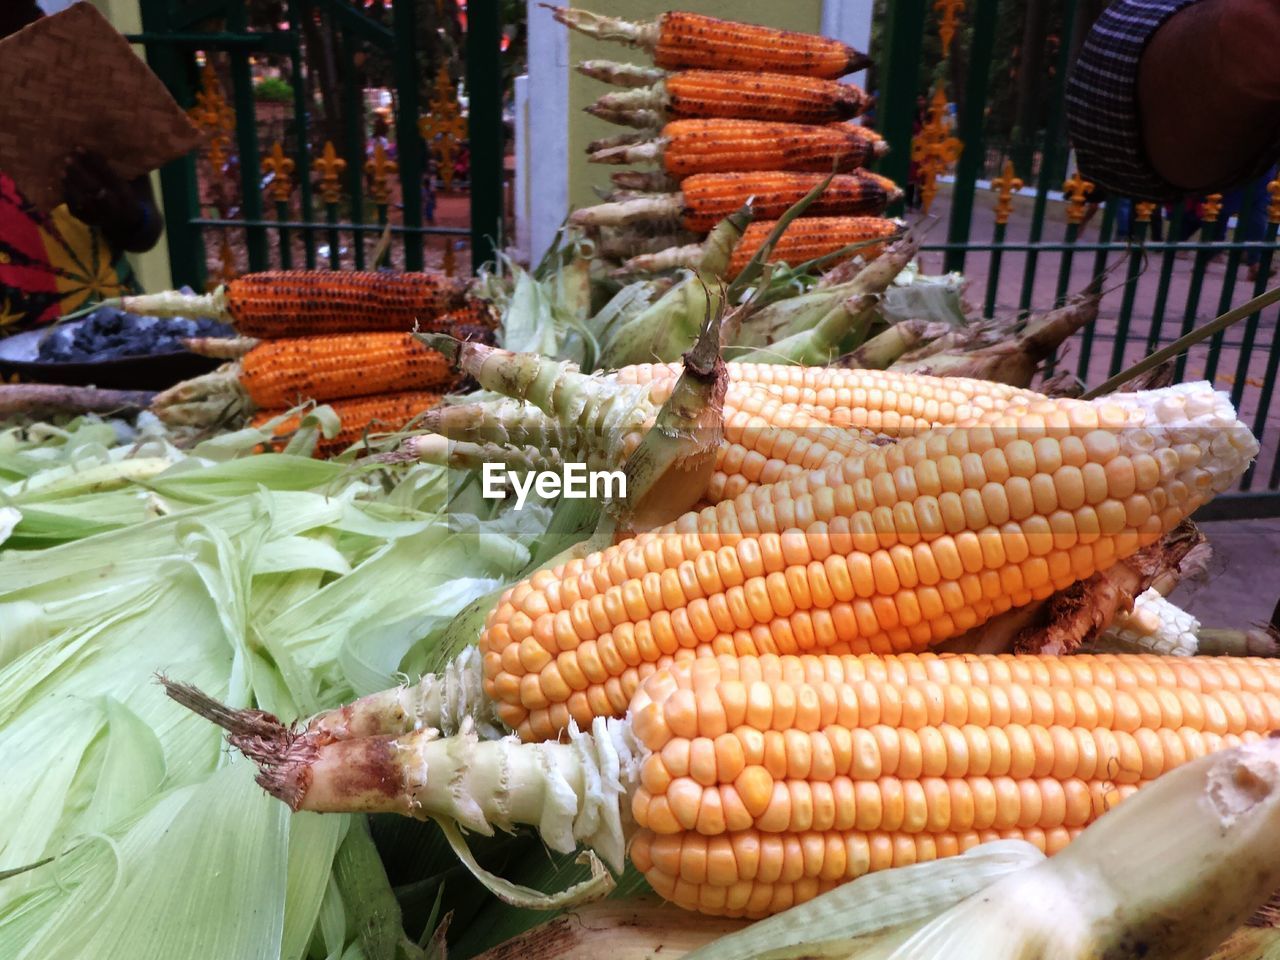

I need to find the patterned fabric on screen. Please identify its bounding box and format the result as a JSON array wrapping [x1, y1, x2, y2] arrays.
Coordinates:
[[1065, 0, 1201, 201], [0, 169, 138, 335]]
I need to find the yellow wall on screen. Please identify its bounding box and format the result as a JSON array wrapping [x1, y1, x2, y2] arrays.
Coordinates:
[[566, 0, 824, 212], [92, 0, 174, 292]]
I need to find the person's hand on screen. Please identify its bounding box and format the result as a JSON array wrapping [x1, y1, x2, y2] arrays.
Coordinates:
[[62, 148, 141, 231]]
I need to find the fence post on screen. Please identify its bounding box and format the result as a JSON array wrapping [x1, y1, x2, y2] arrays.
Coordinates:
[[137, 0, 205, 290], [467, 0, 505, 271], [225, 0, 267, 272], [944, 0, 1002, 273], [875, 0, 926, 217], [392, 0, 424, 271]]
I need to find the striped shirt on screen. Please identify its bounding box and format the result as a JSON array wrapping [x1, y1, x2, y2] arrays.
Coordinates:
[[1065, 0, 1201, 200]]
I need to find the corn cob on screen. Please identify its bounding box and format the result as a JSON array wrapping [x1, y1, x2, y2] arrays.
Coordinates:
[[589, 120, 886, 178], [242, 332, 456, 408], [478, 383, 1258, 741], [617, 362, 1045, 436], [409, 392, 880, 507], [151, 332, 458, 424], [1086, 588, 1201, 656], [252, 390, 444, 457], [583, 65, 868, 124], [117, 270, 473, 337], [570, 172, 901, 233], [171, 649, 1280, 919], [551, 8, 870, 78], [425, 341, 1050, 506]]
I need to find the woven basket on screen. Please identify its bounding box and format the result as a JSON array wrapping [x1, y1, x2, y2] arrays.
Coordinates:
[[0, 2, 202, 212]]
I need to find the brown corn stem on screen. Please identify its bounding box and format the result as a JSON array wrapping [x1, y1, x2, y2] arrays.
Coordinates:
[[181, 336, 259, 359], [585, 103, 664, 131], [589, 139, 666, 165], [616, 244, 703, 275], [569, 194, 683, 228], [162, 674, 638, 872], [118, 287, 228, 320], [577, 59, 667, 87], [546, 5, 659, 51], [0, 384, 155, 419], [837, 319, 953, 370]]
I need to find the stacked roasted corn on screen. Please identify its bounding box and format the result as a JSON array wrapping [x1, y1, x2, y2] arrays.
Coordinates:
[[555, 7, 902, 277], [137, 270, 493, 455]]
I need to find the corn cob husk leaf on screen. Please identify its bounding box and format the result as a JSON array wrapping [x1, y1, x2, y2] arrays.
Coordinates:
[[683, 841, 1045, 960]]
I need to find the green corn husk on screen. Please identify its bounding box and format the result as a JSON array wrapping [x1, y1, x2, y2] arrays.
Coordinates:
[[0, 415, 553, 960]]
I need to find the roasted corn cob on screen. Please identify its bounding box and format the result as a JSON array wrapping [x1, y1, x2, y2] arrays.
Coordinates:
[[152, 332, 458, 423], [589, 120, 885, 178], [173, 648, 1280, 918], [620, 217, 902, 278], [571, 171, 901, 233], [477, 383, 1258, 740], [552, 8, 870, 77], [253, 390, 445, 457], [581, 64, 868, 124], [117, 270, 474, 337]]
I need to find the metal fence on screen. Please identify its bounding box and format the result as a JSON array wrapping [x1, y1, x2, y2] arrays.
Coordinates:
[[877, 0, 1280, 519], [132, 0, 506, 289]]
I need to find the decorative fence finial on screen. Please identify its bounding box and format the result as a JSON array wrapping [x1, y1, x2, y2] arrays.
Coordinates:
[[934, 0, 966, 58], [1134, 201, 1157, 223], [1063, 171, 1094, 225], [262, 141, 295, 203], [991, 159, 1023, 225], [315, 141, 347, 205], [910, 86, 963, 214], [419, 64, 468, 190], [364, 141, 399, 206], [189, 62, 234, 172]]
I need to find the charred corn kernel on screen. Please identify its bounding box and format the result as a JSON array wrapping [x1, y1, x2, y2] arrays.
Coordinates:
[[252, 390, 443, 458], [479, 384, 1258, 741], [725, 217, 900, 277], [223, 270, 472, 337], [601, 120, 885, 178], [651, 11, 867, 76], [238, 332, 455, 408], [679, 171, 898, 232], [570, 171, 901, 232], [665, 70, 868, 123], [626, 650, 1280, 917], [590, 71, 869, 131]]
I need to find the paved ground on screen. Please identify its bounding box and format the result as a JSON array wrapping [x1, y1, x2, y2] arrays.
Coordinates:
[[918, 187, 1280, 629]]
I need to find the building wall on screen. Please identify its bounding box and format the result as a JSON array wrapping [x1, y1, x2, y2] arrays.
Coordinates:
[[564, 1, 825, 213], [522, 0, 871, 264]]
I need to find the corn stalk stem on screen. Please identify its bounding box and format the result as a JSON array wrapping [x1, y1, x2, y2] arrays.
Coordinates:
[[1084, 283, 1280, 399], [117, 287, 229, 320], [0, 384, 155, 419], [577, 60, 667, 88]]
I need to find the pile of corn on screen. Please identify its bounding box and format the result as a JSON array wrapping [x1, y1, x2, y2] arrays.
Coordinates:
[[135, 270, 495, 456], [554, 7, 902, 277]]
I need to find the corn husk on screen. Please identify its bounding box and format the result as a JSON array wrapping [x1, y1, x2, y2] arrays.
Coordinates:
[[0, 415, 551, 959]]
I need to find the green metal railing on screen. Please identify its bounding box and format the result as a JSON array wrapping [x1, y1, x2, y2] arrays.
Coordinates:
[[877, 0, 1280, 519], [134, 0, 506, 287]]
